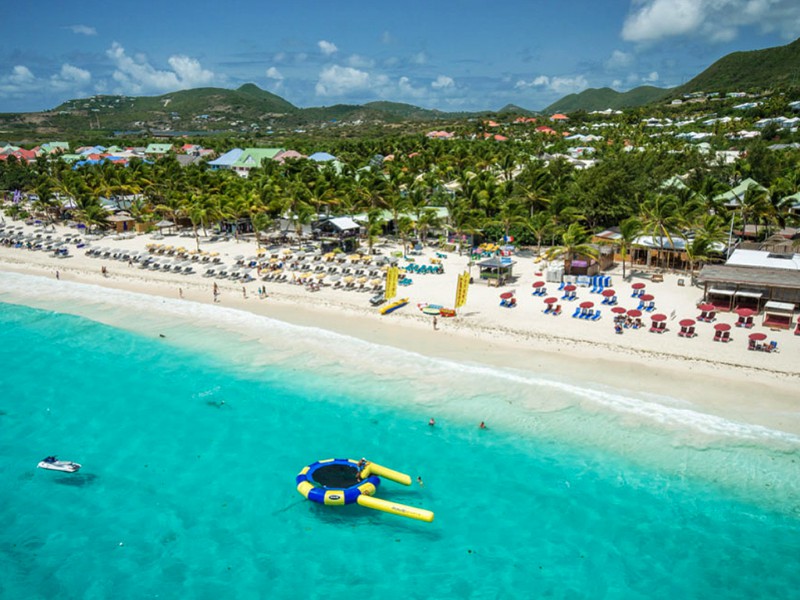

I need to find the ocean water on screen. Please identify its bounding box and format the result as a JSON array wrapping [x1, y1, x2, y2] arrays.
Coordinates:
[[1, 273, 799, 599]]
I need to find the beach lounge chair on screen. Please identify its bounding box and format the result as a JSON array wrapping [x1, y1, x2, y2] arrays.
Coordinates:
[[543, 305, 552, 314], [766, 341, 778, 353], [572, 307, 581, 318], [553, 305, 562, 316], [591, 311, 601, 321]]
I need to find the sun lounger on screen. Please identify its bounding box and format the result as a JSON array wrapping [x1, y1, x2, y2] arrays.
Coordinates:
[[591, 311, 601, 321], [572, 307, 581, 318]]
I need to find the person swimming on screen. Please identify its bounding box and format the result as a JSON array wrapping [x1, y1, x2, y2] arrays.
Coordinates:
[[428, 418, 435, 426]]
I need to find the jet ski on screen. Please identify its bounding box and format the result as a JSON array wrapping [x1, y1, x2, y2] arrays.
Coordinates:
[[37, 456, 81, 473]]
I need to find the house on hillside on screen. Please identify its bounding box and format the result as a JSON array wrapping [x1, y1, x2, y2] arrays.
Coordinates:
[[145, 143, 173, 156], [231, 148, 285, 177], [714, 178, 768, 208], [208, 148, 243, 171], [40, 142, 69, 154]]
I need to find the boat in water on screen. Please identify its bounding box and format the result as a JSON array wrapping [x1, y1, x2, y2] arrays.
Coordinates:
[[37, 456, 81, 473]]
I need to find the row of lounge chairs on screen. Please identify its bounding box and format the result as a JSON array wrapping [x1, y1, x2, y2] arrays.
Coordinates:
[[572, 308, 601, 321]]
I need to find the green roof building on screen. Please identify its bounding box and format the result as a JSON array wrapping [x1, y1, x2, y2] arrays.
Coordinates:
[[232, 148, 285, 177]]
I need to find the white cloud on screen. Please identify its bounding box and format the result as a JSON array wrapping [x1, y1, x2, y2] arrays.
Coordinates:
[[67, 24, 97, 36], [431, 75, 454, 89], [381, 31, 393, 44], [50, 64, 91, 92], [318, 40, 338, 56], [265, 67, 283, 81], [347, 54, 375, 69], [622, 0, 800, 43], [643, 71, 659, 82], [410, 52, 428, 65], [10, 65, 35, 84], [0, 63, 92, 99], [315, 65, 371, 96], [398, 76, 426, 99], [515, 74, 588, 94], [106, 42, 218, 94], [606, 50, 633, 70]]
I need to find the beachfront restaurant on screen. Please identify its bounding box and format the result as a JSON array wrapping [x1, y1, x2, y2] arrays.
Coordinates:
[[696, 250, 800, 316], [477, 256, 516, 287]]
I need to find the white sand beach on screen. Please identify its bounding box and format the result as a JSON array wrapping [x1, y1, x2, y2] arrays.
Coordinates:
[[2, 219, 798, 435]]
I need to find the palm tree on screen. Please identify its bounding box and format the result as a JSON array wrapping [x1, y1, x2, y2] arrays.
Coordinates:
[[545, 223, 599, 275], [618, 217, 642, 280], [639, 193, 680, 269]]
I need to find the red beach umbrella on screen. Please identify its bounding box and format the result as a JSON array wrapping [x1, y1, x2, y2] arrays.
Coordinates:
[[564, 284, 576, 292], [748, 332, 767, 341], [611, 306, 627, 314], [500, 291, 514, 299], [601, 289, 616, 297], [698, 303, 715, 312], [735, 308, 755, 317], [544, 297, 557, 304], [579, 301, 594, 309], [532, 281, 545, 288], [640, 294, 654, 302], [714, 323, 730, 331], [631, 283, 645, 290], [679, 319, 696, 327], [651, 313, 667, 322], [627, 309, 642, 318]]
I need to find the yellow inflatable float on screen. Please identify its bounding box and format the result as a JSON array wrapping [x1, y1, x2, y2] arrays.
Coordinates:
[[296, 458, 434, 522]]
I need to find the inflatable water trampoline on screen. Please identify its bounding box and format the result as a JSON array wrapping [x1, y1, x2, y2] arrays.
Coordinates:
[[296, 458, 434, 522]]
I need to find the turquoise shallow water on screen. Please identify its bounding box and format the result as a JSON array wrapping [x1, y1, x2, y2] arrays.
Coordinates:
[[1, 275, 800, 599]]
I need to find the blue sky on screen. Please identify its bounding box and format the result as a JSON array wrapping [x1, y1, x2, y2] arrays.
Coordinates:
[[2, 0, 799, 113]]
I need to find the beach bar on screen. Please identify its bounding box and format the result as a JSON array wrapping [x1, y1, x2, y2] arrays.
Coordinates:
[[477, 256, 516, 287], [697, 250, 800, 311]]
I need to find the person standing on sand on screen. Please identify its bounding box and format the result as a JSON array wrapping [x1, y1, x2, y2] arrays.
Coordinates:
[[213, 282, 219, 302], [55, 270, 59, 280], [179, 288, 183, 299], [242, 286, 247, 299], [433, 316, 438, 331]]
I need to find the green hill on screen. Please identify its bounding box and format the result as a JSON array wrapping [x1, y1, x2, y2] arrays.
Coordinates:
[[673, 37, 800, 95], [544, 37, 800, 113], [544, 86, 669, 113]]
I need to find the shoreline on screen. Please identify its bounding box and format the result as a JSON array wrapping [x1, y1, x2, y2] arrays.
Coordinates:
[[1, 225, 798, 437]]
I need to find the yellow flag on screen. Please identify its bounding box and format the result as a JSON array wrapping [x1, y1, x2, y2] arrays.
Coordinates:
[[385, 266, 398, 300], [455, 271, 470, 308]]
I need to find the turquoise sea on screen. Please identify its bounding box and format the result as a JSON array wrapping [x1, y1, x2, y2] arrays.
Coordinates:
[[1, 272, 799, 599]]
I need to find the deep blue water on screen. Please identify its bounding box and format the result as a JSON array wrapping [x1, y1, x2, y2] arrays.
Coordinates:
[[1, 296, 799, 599]]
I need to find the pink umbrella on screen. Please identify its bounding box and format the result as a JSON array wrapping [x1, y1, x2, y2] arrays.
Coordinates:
[[679, 319, 696, 327], [698, 303, 715, 312], [532, 281, 545, 288], [749, 332, 767, 341], [500, 291, 514, 299], [544, 297, 557, 304], [611, 306, 627, 314], [736, 308, 756, 317], [601, 289, 616, 297], [651, 313, 667, 322], [632, 283, 645, 290], [714, 323, 730, 331], [627, 309, 642, 318], [640, 294, 654, 302], [564, 284, 576, 292], [580, 301, 594, 309]]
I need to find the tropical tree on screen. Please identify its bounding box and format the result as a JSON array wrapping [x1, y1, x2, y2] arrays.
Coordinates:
[[618, 217, 643, 280], [545, 223, 599, 275], [638, 193, 680, 269]]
